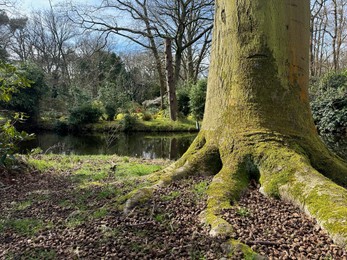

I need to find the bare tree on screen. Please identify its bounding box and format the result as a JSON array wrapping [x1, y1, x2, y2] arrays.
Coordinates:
[[67, 0, 214, 120], [20, 5, 78, 95], [310, 0, 347, 75], [68, 0, 167, 109]]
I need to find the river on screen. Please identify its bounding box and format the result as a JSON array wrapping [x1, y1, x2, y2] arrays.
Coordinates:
[[20, 132, 347, 161]]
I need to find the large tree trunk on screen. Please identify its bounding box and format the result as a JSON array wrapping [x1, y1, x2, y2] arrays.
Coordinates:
[[125, 0, 347, 253]]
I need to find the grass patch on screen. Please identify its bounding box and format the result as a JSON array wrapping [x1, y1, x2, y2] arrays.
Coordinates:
[[161, 190, 181, 201], [16, 200, 32, 210], [193, 181, 209, 196], [10, 249, 57, 260], [154, 213, 166, 223], [4, 218, 49, 236], [65, 211, 87, 228], [74, 168, 109, 182], [92, 207, 108, 219], [236, 206, 251, 217], [97, 185, 119, 199], [27, 159, 56, 171], [90, 117, 197, 132], [115, 163, 162, 177], [100, 225, 120, 239], [27, 155, 167, 186]]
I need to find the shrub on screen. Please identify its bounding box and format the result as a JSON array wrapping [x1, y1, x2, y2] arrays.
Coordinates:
[[54, 120, 69, 134], [116, 113, 125, 120], [177, 85, 191, 116], [142, 112, 152, 121], [310, 71, 347, 134], [189, 79, 207, 121], [120, 113, 137, 131], [0, 62, 33, 170], [4, 63, 47, 123], [68, 103, 103, 126], [105, 105, 116, 121], [0, 113, 33, 167], [153, 109, 169, 119]]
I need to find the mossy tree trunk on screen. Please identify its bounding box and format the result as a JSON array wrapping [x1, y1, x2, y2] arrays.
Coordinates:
[[126, 0, 347, 251]]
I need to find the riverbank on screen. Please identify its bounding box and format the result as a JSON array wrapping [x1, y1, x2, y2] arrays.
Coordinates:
[[0, 154, 346, 259], [35, 117, 199, 134]]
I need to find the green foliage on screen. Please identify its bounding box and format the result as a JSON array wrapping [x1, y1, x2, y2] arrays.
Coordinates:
[[193, 181, 209, 196], [189, 79, 207, 120], [105, 104, 116, 121], [3, 63, 47, 122], [0, 114, 33, 166], [0, 62, 33, 168], [142, 112, 152, 121], [236, 206, 251, 217], [310, 71, 347, 133], [115, 162, 162, 177], [120, 113, 137, 131], [68, 102, 103, 125], [54, 120, 69, 134], [4, 218, 47, 236], [161, 190, 181, 201], [92, 207, 108, 219], [177, 83, 191, 116], [0, 62, 31, 102], [98, 82, 131, 118]]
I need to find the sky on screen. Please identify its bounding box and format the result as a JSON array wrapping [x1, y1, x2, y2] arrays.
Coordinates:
[[20, 0, 52, 10], [13, 0, 142, 52], [17, 0, 98, 14]]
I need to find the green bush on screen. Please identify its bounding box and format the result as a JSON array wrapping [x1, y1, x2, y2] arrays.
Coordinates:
[[4, 63, 47, 123], [105, 105, 116, 121], [120, 113, 137, 131], [310, 71, 347, 134], [68, 103, 103, 126], [189, 79, 207, 120], [142, 112, 152, 121], [54, 120, 69, 134], [177, 84, 191, 116], [0, 62, 33, 169]]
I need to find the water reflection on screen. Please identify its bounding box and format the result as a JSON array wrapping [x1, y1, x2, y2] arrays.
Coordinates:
[[20, 132, 197, 160], [20, 132, 347, 161]]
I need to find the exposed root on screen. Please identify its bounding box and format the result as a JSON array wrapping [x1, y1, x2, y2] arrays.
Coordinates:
[[256, 142, 347, 248], [123, 132, 347, 251], [200, 155, 250, 236], [123, 134, 222, 214]]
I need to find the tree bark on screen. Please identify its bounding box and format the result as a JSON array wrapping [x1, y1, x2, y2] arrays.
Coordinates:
[[165, 38, 178, 121], [125, 0, 347, 252]]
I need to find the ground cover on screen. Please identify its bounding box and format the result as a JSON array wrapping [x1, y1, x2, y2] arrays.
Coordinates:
[[0, 155, 346, 259]]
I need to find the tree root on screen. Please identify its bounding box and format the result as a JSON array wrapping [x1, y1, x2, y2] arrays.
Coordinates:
[[302, 136, 347, 187], [124, 134, 347, 250], [256, 142, 347, 248], [123, 134, 222, 214], [200, 154, 249, 236]]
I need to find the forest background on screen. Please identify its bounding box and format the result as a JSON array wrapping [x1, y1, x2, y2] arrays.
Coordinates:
[[0, 0, 347, 151]]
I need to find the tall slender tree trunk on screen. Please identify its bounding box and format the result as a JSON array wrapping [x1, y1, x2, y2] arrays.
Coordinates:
[[165, 38, 178, 121], [126, 0, 347, 252], [151, 46, 166, 109]]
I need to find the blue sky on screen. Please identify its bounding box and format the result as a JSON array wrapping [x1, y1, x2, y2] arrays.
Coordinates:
[[20, 0, 52, 10], [18, 0, 98, 13], [16, 0, 142, 52]]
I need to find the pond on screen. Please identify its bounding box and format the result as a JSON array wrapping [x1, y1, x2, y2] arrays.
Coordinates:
[[20, 132, 197, 160], [20, 132, 347, 161]]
